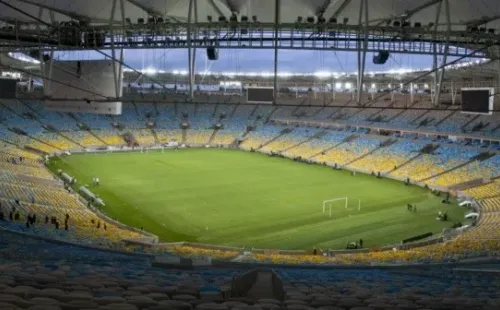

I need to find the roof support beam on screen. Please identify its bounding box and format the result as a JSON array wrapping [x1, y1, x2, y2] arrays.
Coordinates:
[[315, 0, 334, 16], [17, 0, 93, 23], [431, 0, 443, 105], [273, 0, 280, 105], [126, 0, 163, 17], [328, 0, 352, 19], [435, 0, 451, 107], [357, 0, 368, 106], [222, 0, 238, 13], [126, 0, 184, 22], [465, 15, 500, 28], [0, 0, 50, 26], [187, 0, 194, 100], [207, 0, 227, 17], [375, 0, 442, 26]]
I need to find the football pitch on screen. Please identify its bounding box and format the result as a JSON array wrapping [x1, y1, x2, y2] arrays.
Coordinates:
[[47, 148, 465, 250]]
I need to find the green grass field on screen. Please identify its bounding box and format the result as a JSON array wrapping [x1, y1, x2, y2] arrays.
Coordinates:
[[47, 148, 465, 250]]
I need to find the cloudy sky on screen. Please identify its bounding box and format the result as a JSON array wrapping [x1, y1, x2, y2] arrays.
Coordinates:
[[54, 48, 461, 74]]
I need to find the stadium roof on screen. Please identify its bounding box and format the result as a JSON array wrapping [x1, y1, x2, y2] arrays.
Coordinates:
[[0, 0, 499, 31]]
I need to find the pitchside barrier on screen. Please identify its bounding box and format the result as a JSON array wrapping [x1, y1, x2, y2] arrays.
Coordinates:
[[56, 170, 159, 245]]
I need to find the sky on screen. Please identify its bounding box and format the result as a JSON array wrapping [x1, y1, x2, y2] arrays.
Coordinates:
[[52, 48, 464, 74]]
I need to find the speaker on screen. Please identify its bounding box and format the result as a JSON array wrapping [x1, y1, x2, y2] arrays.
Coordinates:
[[373, 50, 390, 65], [206, 47, 219, 60]]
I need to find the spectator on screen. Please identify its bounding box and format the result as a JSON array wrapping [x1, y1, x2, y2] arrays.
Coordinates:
[[97, 221, 100, 229], [45, 215, 49, 224], [0, 209, 4, 221], [32, 213, 36, 224], [55, 221, 59, 230], [103, 223, 107, 231], [14, 212, 20, 221], [25, 219, 30, 229], [9, 211, 13, 221]]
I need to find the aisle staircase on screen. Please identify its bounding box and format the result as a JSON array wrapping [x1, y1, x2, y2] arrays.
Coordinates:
[[346, 138, 396, 166], [461, 115, 481, 131], [181, 128, 187, 144], [256, 128, 292, 150], [389, 154, 422, 174], [150, 128, 160, 144], [308, 136, 356, 160], [208, 129, 219, 144], [419, 152, 495, 183], [88, 130, 109, 146], [282, 131, 326, 153], [433, 109, 457, 128]]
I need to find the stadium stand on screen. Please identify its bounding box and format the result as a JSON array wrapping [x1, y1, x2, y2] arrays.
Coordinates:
[[1, 99, 500, 268], [283, 130, 350, 159], [464, 179, 500, 199], [349, 139, 426, 173], [315, 137, 383, 166], [390, 146, 479, 182], [0, 228, 499, 310], [240, 125, 285, 151]]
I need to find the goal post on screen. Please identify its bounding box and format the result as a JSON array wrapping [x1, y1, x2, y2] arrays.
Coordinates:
[[322, 197, 361, 217]]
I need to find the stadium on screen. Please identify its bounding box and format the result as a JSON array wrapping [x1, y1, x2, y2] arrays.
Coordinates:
[[0, 0, 500, 308]]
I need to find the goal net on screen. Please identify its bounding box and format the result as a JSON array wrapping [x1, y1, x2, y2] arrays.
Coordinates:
[[322, 197, 361, 217]]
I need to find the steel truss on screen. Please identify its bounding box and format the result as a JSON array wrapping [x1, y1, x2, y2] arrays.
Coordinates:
[[0, 22, 498, 57]]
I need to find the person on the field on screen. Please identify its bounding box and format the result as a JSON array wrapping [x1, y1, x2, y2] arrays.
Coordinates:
[[359, 238, 363, 248]]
